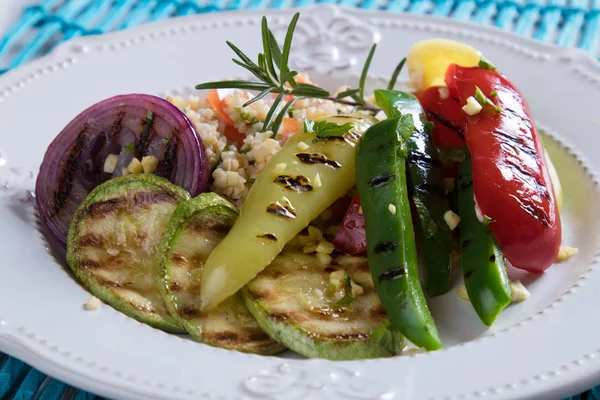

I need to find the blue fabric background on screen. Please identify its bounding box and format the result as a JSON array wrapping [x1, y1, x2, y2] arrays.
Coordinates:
[[0, 0, 598, 399]]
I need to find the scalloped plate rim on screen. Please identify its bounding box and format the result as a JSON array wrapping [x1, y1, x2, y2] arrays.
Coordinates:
[[1, 5, 600, 400]]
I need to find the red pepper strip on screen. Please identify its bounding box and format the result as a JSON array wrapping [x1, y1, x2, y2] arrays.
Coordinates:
[[332, 193, 367, 255], [417, 86, 466, 149], [445, 65, 561, 273]]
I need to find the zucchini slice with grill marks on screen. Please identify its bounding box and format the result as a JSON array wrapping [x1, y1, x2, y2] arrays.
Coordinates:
[[158, 193, 285, 354], [243, 251, 406, 360], [67, 174, 189, 332]]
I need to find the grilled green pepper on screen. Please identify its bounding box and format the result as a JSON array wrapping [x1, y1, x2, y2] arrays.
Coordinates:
[[374, 89, 453, 296], [356, 116, 441, 350], [458, 155, 511, 326]]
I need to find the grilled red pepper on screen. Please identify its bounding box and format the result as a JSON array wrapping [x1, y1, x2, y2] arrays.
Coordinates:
[[445, 65, 561, 273], [417, 86, 465, 149], [333, 193, 367, 255]]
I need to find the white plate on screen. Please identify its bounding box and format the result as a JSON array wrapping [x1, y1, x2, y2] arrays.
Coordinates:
[[1, 5, 600, 400]]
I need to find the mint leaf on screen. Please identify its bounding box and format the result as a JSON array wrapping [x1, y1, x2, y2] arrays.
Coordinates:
[[303, 119, 354, 143], [482, 215, 496, 226]]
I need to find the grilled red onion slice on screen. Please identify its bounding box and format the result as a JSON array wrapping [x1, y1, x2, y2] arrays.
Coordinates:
[[36, 94, 209, 257]]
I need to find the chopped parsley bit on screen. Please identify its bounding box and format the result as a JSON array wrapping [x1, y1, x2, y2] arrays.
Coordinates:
[[482, 215, 496, 226], [123, 142, 135, 154], [489, 90, 498, 97], [161, 136, 171, 146], [423, 120, 436, 134], [239, 146, 252, 154], [146, 110, 154, 124], [303, 119, 354, 143], [248, 178, 256, 184], [478, 56, 497, 71], [235, 107, 258, 125], [474, 86, 502, 114], [334, 293, 355, 307]]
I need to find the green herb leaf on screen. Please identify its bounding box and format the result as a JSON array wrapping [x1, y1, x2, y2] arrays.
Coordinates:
[[261, 16, 278, 82], [303, 119, 354, 143], [280, 71, 298, 86], [123, 142, 135, 154], [269, 98, 298, 138], [334, 293, 355, 307], [489, 90, 498, 97], [482, 215, 496, 226], [437, 146, 467, 167], [146, 110, 154, 124], [267, 29, 282, 69], [423, 120, 436, 134], [280, 12, 300, 88], [474, 86, 501, 113], [248, 178, 256, 184], [161, 137, 171, 146], [387, 57, 406, 90], [195, 80, 271, 91], [242, 88, 274, 108], [359, 43, 377, 101], [412, 196, 438, 238], [291, 83, 330, 98], [231, 58, 271, 83], [263, 92, 284, 131], [235, 107, 258, 125], [335, 88, 360, 100], [478, 56, 497, 71], [240, 146, 252, 154]]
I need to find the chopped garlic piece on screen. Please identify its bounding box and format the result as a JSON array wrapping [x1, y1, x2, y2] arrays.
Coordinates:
[[317, 253, 332, 266], [316, 240, 335, 255], [103, 154, 119, 174], [438, 87, 450, 100], [510, 280, 530, 302], [106, 248, 120, 256], [84, 296, 102, 311], [141, 155, 159, 173], [313, 288, 324, 298], [457, 285, 470, 301], [351, 280, 364, 297], [462, 96, 483, 116], [274, 163, 287, 174], [388, 204, 397, 215], [127, 158, 143, 174], [358, 206, 363, 215], [307, 226, 323, 241], [303, 244, 318, 254], [297, 141, 310, 151], [556, 246, 578, 262], [329, 269, 346, 289], [314, 173, 322, 188], [444, 210, 461, 230], [444, 177, 456, 192]]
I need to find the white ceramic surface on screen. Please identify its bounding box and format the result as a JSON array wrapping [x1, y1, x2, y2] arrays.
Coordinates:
[[1, 5, 600, 400]]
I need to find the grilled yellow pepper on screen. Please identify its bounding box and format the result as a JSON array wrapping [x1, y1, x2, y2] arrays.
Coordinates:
[[200, 115, 372, 310]]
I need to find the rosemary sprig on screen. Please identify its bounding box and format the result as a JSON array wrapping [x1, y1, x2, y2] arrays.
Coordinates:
[[195, 12, 403, 135]]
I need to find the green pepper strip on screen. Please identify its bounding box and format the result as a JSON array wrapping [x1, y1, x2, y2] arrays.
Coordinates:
[[374, 89, 453, 297], [458, 155, 511, 326], [356, 116, 442, 351]]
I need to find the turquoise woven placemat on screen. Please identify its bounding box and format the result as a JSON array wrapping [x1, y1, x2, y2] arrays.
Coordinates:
[[1, 1, 599, 399]]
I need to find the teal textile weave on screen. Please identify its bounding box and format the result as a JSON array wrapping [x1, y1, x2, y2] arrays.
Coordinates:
[[0, 1, 599, 399]]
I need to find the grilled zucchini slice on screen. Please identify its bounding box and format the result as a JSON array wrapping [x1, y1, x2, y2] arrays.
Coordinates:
[[67, 174, 189, 332], [158, 193, 285, 354], [243, 251, 406, 360]]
